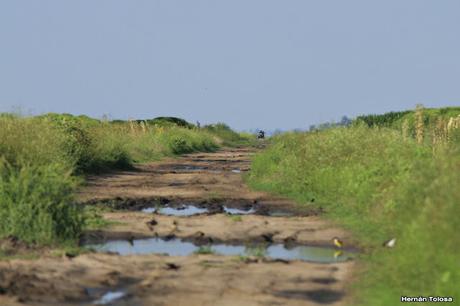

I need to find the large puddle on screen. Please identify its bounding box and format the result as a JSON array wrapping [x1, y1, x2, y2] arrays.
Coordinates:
[[86, 238, 351, 263], [142, 205, 208, 216], [142, 204, 256, 216]]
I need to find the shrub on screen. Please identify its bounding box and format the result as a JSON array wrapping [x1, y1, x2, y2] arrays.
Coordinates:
[[0, 116, 71, 168], [0, 160, 83, 244], [145, 117, 194, 129]]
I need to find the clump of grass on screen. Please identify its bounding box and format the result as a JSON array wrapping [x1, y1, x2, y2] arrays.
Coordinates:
[[194, 245, 215, 255], [228, 215, 242, 222], [415, 104, 425, 144], [0, 161, 84, 244], [82, 205, 118, 230], [205, 191, 223, 202], [447, 115, 460, 140], [245, 245, 268, 258]]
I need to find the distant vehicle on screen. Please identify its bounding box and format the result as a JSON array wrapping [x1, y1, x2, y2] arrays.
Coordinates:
[[257, 130, 265, 139]]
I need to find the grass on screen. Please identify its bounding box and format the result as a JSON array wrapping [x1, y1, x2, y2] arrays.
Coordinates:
[[194, 245, 215, 255], [228, 215, 243, 222], [0, 113, 244, 248], [246, 116, 460, 305], [245, 245, 268, 258], [205, 191, 223, 202], [0, 161, 84, 245], [82, 205, 120, 230], [203, 123, 257, 147]]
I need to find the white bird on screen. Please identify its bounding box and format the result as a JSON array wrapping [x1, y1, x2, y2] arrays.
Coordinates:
[[383, 238, 396, 248]]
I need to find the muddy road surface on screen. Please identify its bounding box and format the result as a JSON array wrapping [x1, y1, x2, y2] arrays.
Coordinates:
[[0, 148, 355, 306]]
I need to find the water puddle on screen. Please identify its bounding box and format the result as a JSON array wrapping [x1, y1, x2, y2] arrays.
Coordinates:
[[142, 205, 208, 216], [223, 206, 255, 215], [267, 211, 294, 217], [173, 165, 207, 171], [86, 238, 351, 263], [231, 169, 241, 173], [93, 291, 126, 305], [142, 204, 258, 216]]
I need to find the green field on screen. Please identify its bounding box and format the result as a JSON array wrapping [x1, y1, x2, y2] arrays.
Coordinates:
[[247, 106, 460, 305]]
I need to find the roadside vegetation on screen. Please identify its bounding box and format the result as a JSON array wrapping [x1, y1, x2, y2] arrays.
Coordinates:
[[203, 123, 256, 147], [0, 113, 251, 247], [247, 106, 460, 305]]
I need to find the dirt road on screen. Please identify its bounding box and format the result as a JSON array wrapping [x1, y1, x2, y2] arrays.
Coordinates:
[[0, 148, 355, 306]]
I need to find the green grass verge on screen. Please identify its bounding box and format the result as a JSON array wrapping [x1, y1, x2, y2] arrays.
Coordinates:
[[0, 113, 245, 248], [246, 124, 460, 305], [203, 123, 257, 147]]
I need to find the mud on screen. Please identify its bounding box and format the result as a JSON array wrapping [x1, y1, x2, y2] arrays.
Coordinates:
[[0, 148, 355, 306]]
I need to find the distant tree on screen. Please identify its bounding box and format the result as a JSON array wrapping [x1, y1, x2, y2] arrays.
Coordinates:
[[339, 116, 352, 126]]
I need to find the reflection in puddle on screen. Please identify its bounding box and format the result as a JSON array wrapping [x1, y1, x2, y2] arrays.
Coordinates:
[[174, 165, 207, 171], [93, 291, 126, 305], [141, 204, 297, 218], [223, 206, 255, 215], [87, 238, 351, 263], [267, 211, 294, 217], [142, 205, 208, 216]]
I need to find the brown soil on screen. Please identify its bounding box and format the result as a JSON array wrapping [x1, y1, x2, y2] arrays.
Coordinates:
[[0, 148, 355, 306]]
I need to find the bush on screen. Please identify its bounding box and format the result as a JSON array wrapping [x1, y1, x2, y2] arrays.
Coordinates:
[[0, 160, 83, 244], [145, 116, 195, 129], [0, 116, 71, 168]]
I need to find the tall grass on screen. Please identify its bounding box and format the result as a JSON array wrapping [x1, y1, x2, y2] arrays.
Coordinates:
[[0, 114, 231, 246], [247, 123, 460, 304], [0, 115, 83, 244], [203, 123, 257, 147], [0, 161, 83, 244]]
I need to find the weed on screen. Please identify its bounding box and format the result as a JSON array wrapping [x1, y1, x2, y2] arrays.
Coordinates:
[[228, 215, 242, 222], [194, 246, 215, 255], [83, 205, 117, 230], [205, 191, 223, 202], [415, 104, 424, 144], [0, 161, 83, 245], [245, 245, 268, 258]]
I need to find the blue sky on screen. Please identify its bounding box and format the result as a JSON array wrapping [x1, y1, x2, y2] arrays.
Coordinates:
[[0, 1, 459, 130]]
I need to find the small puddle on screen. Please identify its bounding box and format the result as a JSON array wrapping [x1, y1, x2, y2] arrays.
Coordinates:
[[86, 238, 351, 263], [142, 205, 208, 216], [173, 165, 207, 171], [267, 211, 295, 217], [223, 206, 255, 215], [231, 169, 241, 173], [93, 291, 126, 305]]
